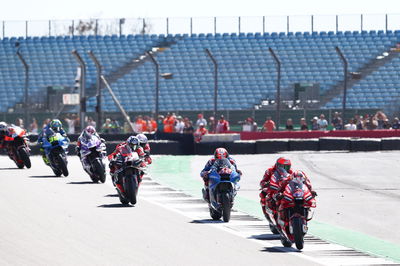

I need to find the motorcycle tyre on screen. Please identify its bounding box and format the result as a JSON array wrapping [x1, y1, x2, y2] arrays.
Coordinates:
[[293, 217, 305, 250], [52, 168, 62, 177], [124, 174, 138, 205], [93, 159, 106, 183], [209, 207, 222, 220], [222, 193, 231, 222], [117, 189, 129, 205], [18, 148, 31, 169], [280, 235, 293, 248], [269, 223, 280, 235], [16, 161, 24, 169], [57, 153, 69, 177]]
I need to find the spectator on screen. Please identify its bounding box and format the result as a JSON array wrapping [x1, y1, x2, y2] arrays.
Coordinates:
[[382, 119, 391, 129], [123, 117, 134, 133], [242, 117, 258, 132], [175, 116, 185, 133], [110, 119, 120, 133], [196, 113, 207, 129], [392, 117, 400, 129], [15, 118, 24, 129], [163, 113, 176, 133], [311, 117, 319, 130], [331, 112, 343, 130], [87, 116, 96, 128], [29, 118, 38, 134], [285, 118, 294, 131], [215, 115, 230, 133], [133, 115, 146, 133], [156, 115, 165, 133], [365, 118, 378, 130], [300, 117, 308, 130], [208, 116, 216, 133], [317, 114, 328, 131], [194, 123, 208, 142], [64, 115, 75, 134], [374, 111, 388, 129], [354, 114, 364, 130], [146, 116, 157, 133], [344, 119, 357, 130], [262, 116, 276, 132], [183, 117, 194, 134], [102, 118, 113, 133], [42, 118, 51, 130]]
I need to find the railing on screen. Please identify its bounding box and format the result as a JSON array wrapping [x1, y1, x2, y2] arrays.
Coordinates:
[[2, 14, 400, 38]]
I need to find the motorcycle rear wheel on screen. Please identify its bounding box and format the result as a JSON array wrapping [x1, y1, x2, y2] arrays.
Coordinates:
[[18, 148, 31, 169], [124, 174, 138, 205], [293, 217, 305, 250], [222, 193, 231, 222]]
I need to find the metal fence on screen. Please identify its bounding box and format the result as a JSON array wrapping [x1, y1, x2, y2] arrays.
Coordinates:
[[2, 14, 400, 38]]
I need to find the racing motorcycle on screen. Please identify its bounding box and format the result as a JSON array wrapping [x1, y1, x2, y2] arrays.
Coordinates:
[[79, 136, 107, 183], [263, 168, 290, 235], [111, 146, 145, 205], [204, 158, 240, 222], [276, 177, 316, 250], [42, 132, 69, 177], [2, 126, 31, 169]]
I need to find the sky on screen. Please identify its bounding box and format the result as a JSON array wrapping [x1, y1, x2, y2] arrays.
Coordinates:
[[0, 0, 399, 21]]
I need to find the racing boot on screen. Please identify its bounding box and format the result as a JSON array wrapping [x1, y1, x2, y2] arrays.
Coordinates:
[[202, 187, 210, 203]]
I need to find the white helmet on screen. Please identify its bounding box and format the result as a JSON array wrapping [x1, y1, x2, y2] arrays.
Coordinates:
[[136, 133, 148, 144], [0, 122, 7, 134]]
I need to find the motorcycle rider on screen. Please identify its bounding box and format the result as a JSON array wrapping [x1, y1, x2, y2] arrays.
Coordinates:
[[0, 121, 27, 149], [259, 157, 293, 216], [200, 147, 242, 202], [76, 126, 105, 174], [136, 133, 152, 164], [38, 119, 68, 165], [108, 136, 146, 188]]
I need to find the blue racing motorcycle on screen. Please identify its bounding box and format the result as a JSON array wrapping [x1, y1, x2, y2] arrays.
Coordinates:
[[42, 132, 69, 177], [206, 158, 240, 222]]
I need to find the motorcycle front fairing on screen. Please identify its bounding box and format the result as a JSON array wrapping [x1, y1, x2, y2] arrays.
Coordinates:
[[208, 169, 240, 211]]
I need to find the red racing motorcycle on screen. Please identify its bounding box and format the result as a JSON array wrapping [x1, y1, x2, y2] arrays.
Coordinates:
[[1, 126, 31, 169], [110, 146, 146, 205], [276, 177, 316, 250]]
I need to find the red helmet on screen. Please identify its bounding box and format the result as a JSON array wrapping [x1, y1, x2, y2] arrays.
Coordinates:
[[214, 147, 228, 159], [275, 157, 291, 171]]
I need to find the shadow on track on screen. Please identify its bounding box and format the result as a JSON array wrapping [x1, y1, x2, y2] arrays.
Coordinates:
[[250, 233, 281, 241], [0, 167, 21, 170], [260, 247, 300, 253], [29, 175, 60, 178], [104, 194, 119, 197], [190, 219, 225, 224], [98, 204, 133, 208], [67, 181, 96, 185]]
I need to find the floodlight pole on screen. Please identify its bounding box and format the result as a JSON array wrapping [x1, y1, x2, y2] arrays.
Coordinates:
[[205, 48, 218, 118], [16, 48, 29, 127], [71, 50, 86, 131], [335, 46, 348, 119], [146, 52, 160, 119], [88, 50, 102, 128], [269, 47, 281, 130]]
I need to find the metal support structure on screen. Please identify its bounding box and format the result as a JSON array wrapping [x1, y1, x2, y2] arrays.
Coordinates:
[[214, 17, 217, 35], [385, 14, 388, 33], [263, 16, 265, 34], [166, 17, 169, 35], [190, 17, 193, 35], [335, 46, 348, 119], [205, 48, 218, 119], [48, 20, 51, 36], [287, 16, 289, 34], [146, 52, 160, 119], [361, 14, 363, 31], [311, 15, 314, 32], [71, 50, 86, 131], [336, 15, 339, 33], [238, 16, 241, 34], [88, 51, 103, 129], [269, 47, 281, 130], [25, 21, 28, 38], [16, 47, 29, 127], [101, 75, 135, 132]]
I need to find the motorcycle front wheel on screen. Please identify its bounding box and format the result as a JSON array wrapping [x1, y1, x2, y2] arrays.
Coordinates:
[[92, 159, 106, 183], [209, 207, 222, 220], [57, 153, 69, 177], [222, 192, 231, 222], [124, 174, 138, 205], [18, 148, 31, 168], [293, 217, 305, 250]]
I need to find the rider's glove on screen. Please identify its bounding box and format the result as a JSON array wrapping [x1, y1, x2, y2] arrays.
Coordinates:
[[237, 169, 243, 175], [311, 191, 318, 197]]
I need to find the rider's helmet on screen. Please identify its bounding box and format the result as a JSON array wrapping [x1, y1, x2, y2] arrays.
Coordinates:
[[127, 135, 140, 150], [50, 119, 62, 132], [83, 125, 96, 138], [136, 133, 148, 146], [275, 157, 291, 172], [291, 170, 306, 183], [0, 121, 7, 136], [214, 147, 228, 159]]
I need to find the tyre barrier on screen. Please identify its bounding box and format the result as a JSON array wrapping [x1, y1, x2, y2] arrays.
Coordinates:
[[288, 139, 319, 151], [319, 137, 351, 151], [225, 141, 256, 154], [381, 138, 400, 151], [255, 139, 289, 154], [350, 138, 381, 152]]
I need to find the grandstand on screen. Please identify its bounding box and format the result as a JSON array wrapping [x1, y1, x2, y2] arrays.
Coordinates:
[[0, 23, 399, 115]]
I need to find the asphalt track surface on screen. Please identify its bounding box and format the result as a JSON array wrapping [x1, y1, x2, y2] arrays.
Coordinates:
[[1, 152, 399, 265], [0, 156, 319, 266]]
